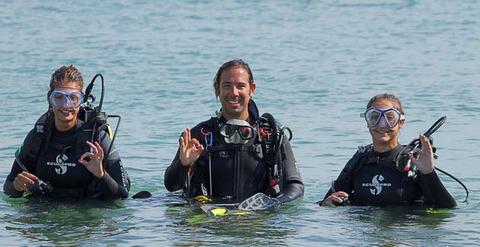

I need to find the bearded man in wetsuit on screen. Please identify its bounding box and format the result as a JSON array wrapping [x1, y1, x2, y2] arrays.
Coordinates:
[[164, 59, 304, 205]]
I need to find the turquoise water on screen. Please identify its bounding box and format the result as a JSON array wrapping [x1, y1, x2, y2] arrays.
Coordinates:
[[1, 0, 479, 245]]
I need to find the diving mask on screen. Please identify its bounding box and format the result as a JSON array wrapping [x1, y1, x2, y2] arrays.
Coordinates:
[[49, 89, 84, 109], [220, 119, 255, 144], [361, 107, 405, 128]]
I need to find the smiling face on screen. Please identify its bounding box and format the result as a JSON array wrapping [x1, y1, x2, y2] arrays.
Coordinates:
[[216, 66, 256, 120], [368, 99, 404, 151], [50, 81, 83, 131]]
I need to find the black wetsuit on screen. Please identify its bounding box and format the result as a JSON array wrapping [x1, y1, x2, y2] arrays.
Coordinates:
[[4, 118, 130, 199], [164, 101, 304, 204], [321, 144, 457, 208]]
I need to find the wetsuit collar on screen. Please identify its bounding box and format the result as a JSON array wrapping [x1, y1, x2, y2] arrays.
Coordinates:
[[367, 144, 403, 165], [372, 144, 403, 157]]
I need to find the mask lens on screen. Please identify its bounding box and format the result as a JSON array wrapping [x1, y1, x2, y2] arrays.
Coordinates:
[[365, 109, 381, 127], [384, 110, 400, 128], [220, 124, 236, 138], [238, 126, 254, 139]]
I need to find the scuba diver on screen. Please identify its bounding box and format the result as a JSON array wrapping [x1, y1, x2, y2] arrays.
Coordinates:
[[3, 65, 130, 199], [319, 93, 457, 208], [164, 59, 304, 208]]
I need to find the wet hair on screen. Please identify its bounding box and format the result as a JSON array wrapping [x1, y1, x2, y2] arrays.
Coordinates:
[[49, 65, 84, 90], [213, 59, 254, 96], [366, 93, 405, 114]]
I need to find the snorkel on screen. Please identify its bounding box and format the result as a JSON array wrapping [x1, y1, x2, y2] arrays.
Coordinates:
[[394, 116, 469, 202], [81, 74, 121, 156]]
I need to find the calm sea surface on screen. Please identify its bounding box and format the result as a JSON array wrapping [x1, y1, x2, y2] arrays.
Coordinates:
[[1, 1, 479, 246]]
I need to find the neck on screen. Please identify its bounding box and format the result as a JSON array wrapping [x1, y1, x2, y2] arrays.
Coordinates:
[[223, 111, 249, 121], [372, 139, 399, 153], [55, 120, 76, 132]]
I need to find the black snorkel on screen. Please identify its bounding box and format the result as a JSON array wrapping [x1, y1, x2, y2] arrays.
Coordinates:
[[81, 74, 121, 157], [395, 116, 469, 202], [82, 74, 151, 200]]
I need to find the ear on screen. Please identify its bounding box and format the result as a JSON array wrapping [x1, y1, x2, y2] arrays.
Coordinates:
[[214, 82, 220, 97], [249, 82, 256, 96], [47, 90, 52, 103], [398, 119, 405, 129]]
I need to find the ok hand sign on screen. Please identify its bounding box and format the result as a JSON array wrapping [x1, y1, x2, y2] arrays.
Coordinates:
[[179, 128, 204, 167]]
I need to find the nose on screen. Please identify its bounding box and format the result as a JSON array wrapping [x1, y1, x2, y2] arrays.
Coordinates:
[[377, 116, 388, 128], [232, 86, 240, 96]]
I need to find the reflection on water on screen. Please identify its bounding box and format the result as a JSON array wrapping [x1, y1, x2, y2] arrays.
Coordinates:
[[1, 0, 479, 245], [164, 201, 300, 246], [2, 197, 127, 245]]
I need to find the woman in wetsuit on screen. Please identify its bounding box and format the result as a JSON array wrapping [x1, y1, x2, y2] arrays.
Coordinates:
[[3, 65, 130, 199], [319, 93, 456, 208]]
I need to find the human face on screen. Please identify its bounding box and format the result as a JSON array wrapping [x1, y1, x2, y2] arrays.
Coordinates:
[[217, 66, 256, 120], [367, 99, 404, 150], [50, 81, 82, 131]]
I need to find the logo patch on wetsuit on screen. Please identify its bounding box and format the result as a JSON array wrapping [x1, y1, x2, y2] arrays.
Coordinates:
[[362, 175, 392, 195], [219, 151, 229, 158], [46, 153, 77, 175]]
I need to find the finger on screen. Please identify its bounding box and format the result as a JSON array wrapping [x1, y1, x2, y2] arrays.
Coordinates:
[[184, 128, 190, 143], [16, 174, 36, 185], [86, 141, 98, 154], [420, 135, 433, 153], [79, 152, 94, 163], [332, 191, 349, 197], [179, 136, 185, 148], [191, 138, 203, 149], [331, 195, 344, 204], [20, 171, 38, 181], [95, 141, 104, 158], [322, 196, 340, 206], [187, 128, 192, 144]]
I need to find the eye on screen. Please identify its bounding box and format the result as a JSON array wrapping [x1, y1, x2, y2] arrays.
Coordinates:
[[53, 93, 64, 101], [237, 83, 247, 89], [369, 111, 380, 121], [385, 112, 397, 121], [69, 94, 79, 103], [221, 82, 232, 88]]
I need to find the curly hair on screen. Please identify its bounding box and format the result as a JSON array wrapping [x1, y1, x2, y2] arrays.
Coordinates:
[[49, 65, 84, 90]]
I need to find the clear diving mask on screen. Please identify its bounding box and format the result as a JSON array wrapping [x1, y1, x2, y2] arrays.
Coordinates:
[[48, 89, 84, 109], [361, 107, 405, 129], [220, 119, 256, 144]]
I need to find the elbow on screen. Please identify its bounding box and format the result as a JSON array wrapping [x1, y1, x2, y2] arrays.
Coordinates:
[[277, 181, 304, 203], [164, 179, 182, 192], [163, 168, 184, 192]]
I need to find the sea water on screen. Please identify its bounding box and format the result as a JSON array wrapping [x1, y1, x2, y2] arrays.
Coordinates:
[[0, 1, 479, 246]]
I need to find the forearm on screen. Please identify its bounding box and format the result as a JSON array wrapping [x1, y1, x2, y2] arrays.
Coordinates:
[[99, 172, 129, 199], [276, 182, 304, 204], [418, 170, 457, 208], [164, 151, 189, 192]]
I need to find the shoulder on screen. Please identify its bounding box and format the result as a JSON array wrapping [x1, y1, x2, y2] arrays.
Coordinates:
[[342, 144, 372, 172], [356, 144, 373, 154]]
